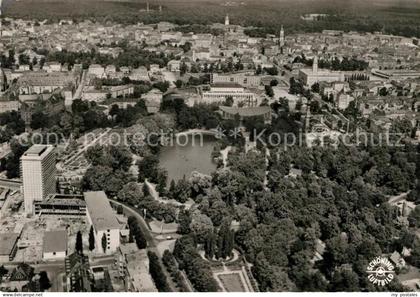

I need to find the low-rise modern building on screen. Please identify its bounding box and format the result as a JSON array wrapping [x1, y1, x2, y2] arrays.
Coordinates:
[[84, 191, 121, 254], [371, 69, 420, 81], [34, 194, 86, 217], [43, 230, 68, 260]]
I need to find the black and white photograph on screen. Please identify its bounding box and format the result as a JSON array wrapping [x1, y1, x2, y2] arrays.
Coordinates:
[[0, 0, 420, 295]]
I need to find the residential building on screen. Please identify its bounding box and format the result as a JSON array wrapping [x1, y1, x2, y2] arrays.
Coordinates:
[[129, 67, 149, 81], [167, 60, 181, 72], [88, 64, 105, 78], [44, 62, 62, 73], [390, 251, 406, 269], [142, 88, 163, 104], [109, 85, 134, 98], [18, 72, 78, 95], [8, 263, 35, 292], [0, 100, 19, 113], [336, 92, 355, 110]]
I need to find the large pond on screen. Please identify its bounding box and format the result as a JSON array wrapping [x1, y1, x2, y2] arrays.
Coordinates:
[[159, 133, 218, 183]]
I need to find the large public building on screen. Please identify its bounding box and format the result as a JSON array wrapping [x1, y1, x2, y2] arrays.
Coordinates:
[[201, 82, 257, 106], [299, 56, 345, 86]]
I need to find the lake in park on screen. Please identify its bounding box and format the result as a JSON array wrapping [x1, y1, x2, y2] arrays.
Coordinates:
[[158, 133, 218, 183]]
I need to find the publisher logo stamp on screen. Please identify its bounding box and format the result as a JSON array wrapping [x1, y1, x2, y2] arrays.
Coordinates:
[[366, 257, 395, 286]]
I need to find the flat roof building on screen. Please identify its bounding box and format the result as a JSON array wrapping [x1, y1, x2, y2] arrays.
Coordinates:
[[202, 83, 257, 106], [35, 194, 86, 217], [371, 69, 420, 80], [43, 230, 68, 260], [211, 73, 261, 88]]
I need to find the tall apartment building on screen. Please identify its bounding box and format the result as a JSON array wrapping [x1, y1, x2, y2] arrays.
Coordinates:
[[20, 145, 56, 215]]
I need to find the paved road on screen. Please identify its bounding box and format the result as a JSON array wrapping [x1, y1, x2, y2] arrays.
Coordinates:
[[0, 144, 11, 160], [145, 180, 192, 210], [111, 199, 156, 248], [73, 70, 87, 100], [110, 199, 182, 292], [388, 192, 409, 205], [34, 261, 66, 292], [63, 128, 112, 166]]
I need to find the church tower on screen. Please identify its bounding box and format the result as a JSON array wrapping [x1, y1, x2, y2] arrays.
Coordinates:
[[279, 25, 285, 48], [0, 0, 3, 38], [0, 65, 7, 93], [313, 56, 318, 73], [304, 106, 311, 133], [225, 14, 230, 26]]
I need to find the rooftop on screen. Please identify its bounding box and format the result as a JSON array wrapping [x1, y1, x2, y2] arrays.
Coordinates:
[[299, 68, 343, 76], [220, 105, 271, 117], [43, 230, 68, 253], [211, 82, 244, 88], [125, 249, 157, 292], [21, 144, 55, 159], [0, 233, 19, 256], [119, 243, 139, 256], [19, 71, 76, 87], [84, 191, 120, 231]]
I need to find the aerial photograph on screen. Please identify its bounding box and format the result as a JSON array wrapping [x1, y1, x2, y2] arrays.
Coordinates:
[[0, 0, 420, 294]]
